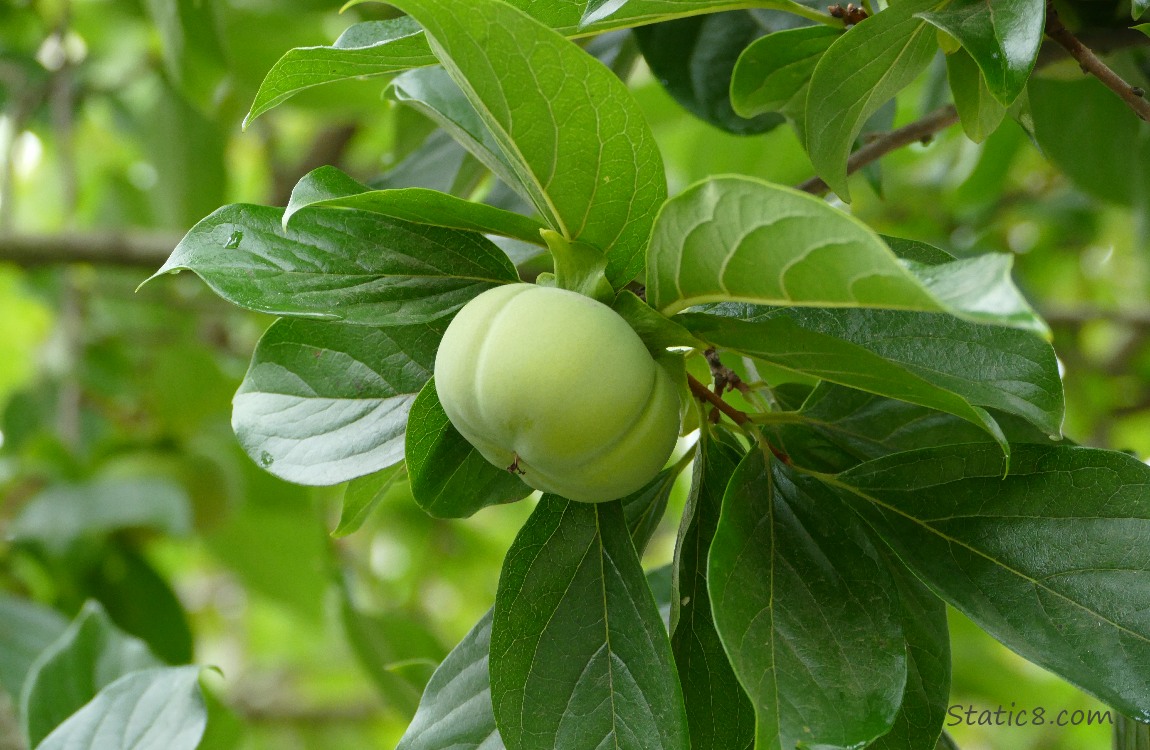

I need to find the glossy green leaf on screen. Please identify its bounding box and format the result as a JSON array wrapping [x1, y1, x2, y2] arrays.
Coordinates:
[[919, 0, 1044, 106], [730, 25, 840, 118], [389, 0, 667, 287], [582, 0, 835, 29], [634, 11, 784, 135], [830, 444, 1150, 720], [623, 465, 687, 552], [36, 666, 208, 750], [708, 450, 906, 749], [22, 602, 161, 748], [285, 166, 548, 245], [647, 177, 1048, 335], [706, 303, 1062, 434], [404, 379, 532, 519], [11, 479, 191, 554], [868, 551, 951, 750], [947, 48, 1006, 142], [0, 596, 68, 701], [397, 610, 504, 750], [766, 383, 1067, 474], [334, 464, 408, 538], [233, 318, 441, 486], [147, 204, 519, 326], [491, 498, 690, 750], [681, 311, 1009, 448], [806, 0, 942, 199], [246, 18, 432, 125], [671, 437, 754, 750]]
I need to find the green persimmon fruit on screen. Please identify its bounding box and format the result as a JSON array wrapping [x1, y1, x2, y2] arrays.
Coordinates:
[[434, 283, 681, 503]]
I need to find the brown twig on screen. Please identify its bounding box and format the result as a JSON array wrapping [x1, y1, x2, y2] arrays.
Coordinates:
[[688, 372, 750, 426], [0, 232, 180, 268], [1044, 0, 1150, 122], [797, 105, 960, 195]]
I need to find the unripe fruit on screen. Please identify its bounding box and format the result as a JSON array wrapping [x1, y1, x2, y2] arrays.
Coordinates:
[[434, 283, 681, 503]]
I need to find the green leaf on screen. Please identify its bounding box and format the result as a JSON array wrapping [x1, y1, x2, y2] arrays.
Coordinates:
[[1029, 76, 1144, 207], [830, 444, 1150, 720], [868, 551, 951, 750], [12, 479, 191, 554], [394, 471, 688, 750], [339, 585, 446, 716], [702, 303, 1063, 435], [1136, 21, 1150, 32], [36, 666, 208, 750], [672, 437, 754, 750], [21, 602, 161, 748], [766, 383, 1066, 474], [634, 11, 785, 135], [681, 312, 1010, 448], [285, 166, 548, 246], [646, 177, 1049, 335], [491, 498, 690, 750], [611, 291, 701, 354], [334, 464, 408, 538], [245, 18, 433, 126], [708, 450, 906, 749], [147, 204, 519, 326], [388, 0, 667, 287], [805, 0, 942, 199], [397, 610, 504, 750], [404, 379, 533, 518], [232, 318, 441, 486], [142, 0, 227, 110], [918, 0, 1044, 106], [85, 543, 195, 666], [0, 596, 68, 701], [946, 48, 1006, 143], [582, 0, 834, 29], [730, 25, 841, 119]]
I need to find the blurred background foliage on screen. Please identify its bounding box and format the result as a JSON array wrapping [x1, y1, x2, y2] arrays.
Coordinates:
[[0, 1, 1146, 748]]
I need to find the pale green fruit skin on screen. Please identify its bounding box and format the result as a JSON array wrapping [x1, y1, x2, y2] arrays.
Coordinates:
[[434, 283, 680, 503]]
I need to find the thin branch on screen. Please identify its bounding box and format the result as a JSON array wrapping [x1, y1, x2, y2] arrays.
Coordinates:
[[1044, 0, 1150, 122], [797, 104, 960, 195], [1041, 306, 1150, 328], [0, 232, 181, 268], [688, 372, 750, 426]]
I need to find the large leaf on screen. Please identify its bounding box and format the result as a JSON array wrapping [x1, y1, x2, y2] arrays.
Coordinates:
[[0, 596, 68, 701], [829, 444, 1150, 720], [388, 0, 667, 287], [285, 166, 548, 245], [681, 311, 1009, 447], [918, 0, 1044, 106], [634, 11, 785, 135], [36, 666, 208, 750], [671, 436, 754, 750], [708, 450, 906, 749], [21, 602, 161, 748], [805, 0, 942, 199], [11, 479, 191, 554], [404, 379, 533, 518], [490, 498, 690, 750], [646, 176, 1048, 335], [397, 611, 504, 750], [697, 303, 1063, 436], [395, 468, 693, 750], [765, 382, 1066, 474], [232, 318, 441, 486], [246, 18, 431, 125], [147, 204, 519, 326], [730, 25, 841, 119], [869, 551, 951, 750]]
